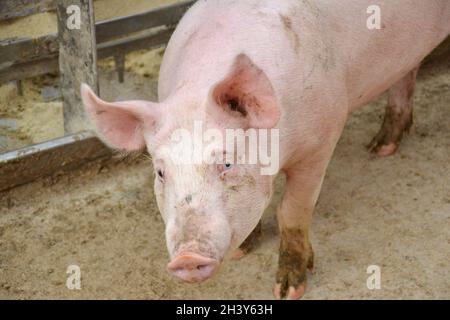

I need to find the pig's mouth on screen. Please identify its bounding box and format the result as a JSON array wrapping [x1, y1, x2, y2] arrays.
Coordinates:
[[167, 252, 220, 283]]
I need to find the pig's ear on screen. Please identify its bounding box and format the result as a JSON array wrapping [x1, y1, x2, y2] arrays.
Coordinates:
[[212, 54, 280, 128], [81, 83, 160, 151]]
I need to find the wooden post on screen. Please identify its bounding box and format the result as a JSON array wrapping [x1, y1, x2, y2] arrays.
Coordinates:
[[57, 0, 98, 134]]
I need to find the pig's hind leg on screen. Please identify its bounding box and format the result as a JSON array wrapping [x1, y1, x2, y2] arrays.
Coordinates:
[[368, 67, 419, 156]]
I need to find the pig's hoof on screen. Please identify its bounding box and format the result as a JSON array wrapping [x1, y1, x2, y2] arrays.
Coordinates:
[[274, 246, 314, 300], [367, 134, 400, 157], [376, 142, 398, 157], [274, 282, 306, 300], [367, 108, 413, 157], [273, 265, 312, 300], [231, 248, 247, 260], [232, 222, 262, 260]]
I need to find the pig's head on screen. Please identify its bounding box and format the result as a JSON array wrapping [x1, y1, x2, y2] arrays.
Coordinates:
[[81, 54, 280, 283]]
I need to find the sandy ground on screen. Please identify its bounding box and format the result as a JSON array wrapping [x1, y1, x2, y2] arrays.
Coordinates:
[[0, 50, 449, 299]]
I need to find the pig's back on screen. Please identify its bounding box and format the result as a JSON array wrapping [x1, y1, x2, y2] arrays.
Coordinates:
[[322, 0, 450, 110], [159, 0, 450, 110]]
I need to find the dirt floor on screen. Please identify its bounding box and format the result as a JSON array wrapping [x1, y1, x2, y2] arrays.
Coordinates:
[[0, 1, 449, 300]]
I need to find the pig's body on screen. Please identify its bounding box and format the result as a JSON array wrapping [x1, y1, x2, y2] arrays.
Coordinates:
[[82, 0, 450, 299], [160, 0, 450, 165]]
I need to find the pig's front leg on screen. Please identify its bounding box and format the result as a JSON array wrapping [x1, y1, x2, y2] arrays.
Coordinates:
[[274, 156, 332, 300]]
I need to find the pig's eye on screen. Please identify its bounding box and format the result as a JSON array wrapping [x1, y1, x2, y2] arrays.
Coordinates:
[[157, 169, 165, 181], [218, 162, 235, 178], [220, 163, 234, 173]]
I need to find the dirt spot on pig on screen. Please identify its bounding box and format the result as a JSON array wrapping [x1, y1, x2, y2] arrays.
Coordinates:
[[170, 208, 218, 258], [279, 14, 300, 54], [182, 29, 199, 50]]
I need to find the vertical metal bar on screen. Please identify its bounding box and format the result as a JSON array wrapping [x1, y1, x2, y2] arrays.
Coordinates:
[[15, 80, 23, 96], [57, 0, 98, 134], [114, 54, 125, 83]]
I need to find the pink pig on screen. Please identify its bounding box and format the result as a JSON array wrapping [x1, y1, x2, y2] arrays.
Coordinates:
[[82, 0, 450, 299]]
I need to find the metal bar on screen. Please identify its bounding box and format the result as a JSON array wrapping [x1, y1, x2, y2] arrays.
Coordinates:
[[97, 27, 174, 59], [0, 57, 58, 84], [0, 132, 111, 192], [0, 1, 193, 69], [0, 34, 59, 67], [0, 0, 56, 21], [15, 80, 23, 96], [57, 0, 98, 134], [95, 0, 194, 43], [114, 54, 125, 83], [0, 27, 172, 85]]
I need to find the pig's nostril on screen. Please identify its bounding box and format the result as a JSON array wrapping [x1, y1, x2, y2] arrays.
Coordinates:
[[197, 264, 208, 270], [167, 253, 219, 283]]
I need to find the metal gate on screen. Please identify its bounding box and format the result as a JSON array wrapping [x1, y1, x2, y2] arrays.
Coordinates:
[[0, 0, 195, 191]]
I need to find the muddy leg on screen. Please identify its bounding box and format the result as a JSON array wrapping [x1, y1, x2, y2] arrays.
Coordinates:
[[368, 67, 419, 156], [232, 221, 262, 260], [274, 157, 332, 300]]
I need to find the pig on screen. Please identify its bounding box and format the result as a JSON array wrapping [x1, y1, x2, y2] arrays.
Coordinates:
[[81, 0, 450, 299]]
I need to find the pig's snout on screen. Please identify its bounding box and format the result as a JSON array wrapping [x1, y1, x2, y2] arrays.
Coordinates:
[[167, 253, 219, 283]]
